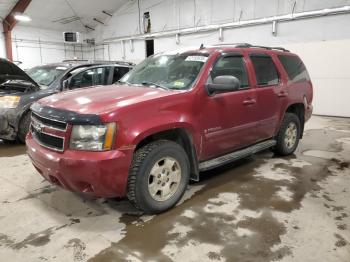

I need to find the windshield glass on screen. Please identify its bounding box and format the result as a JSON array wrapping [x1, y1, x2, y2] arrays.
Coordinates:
[[120, 53, 208, 90], [27, 66, 67, 88]]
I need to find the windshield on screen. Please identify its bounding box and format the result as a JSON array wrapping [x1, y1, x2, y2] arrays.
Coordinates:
[[119, 53, 208, 90], [27, 66, 67, 88]]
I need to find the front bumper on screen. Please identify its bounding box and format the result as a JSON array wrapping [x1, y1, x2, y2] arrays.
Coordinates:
[[26, 132, 134, 198], [0, 109, 17, 140]]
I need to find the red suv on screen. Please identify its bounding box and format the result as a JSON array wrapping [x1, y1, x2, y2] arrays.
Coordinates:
[[26, 44, 313, 214]]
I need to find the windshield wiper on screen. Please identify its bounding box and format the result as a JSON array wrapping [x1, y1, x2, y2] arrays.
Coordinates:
[[141, 81, 170, 91]]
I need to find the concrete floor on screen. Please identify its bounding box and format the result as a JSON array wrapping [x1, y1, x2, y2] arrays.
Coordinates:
[[0, 116, 349, 262]]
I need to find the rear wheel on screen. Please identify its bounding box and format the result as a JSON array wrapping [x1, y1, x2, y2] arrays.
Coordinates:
[[274, 113, 301, 156], [18, 111, 31, 143], [127, 140, 190, 214]]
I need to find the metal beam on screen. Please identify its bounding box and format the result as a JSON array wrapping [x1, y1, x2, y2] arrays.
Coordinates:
[[2, 0, 32, 61], [103, 5, 350, 43]]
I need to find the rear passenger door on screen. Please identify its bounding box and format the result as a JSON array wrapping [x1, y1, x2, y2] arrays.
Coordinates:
[[249, 53, 286, 140]]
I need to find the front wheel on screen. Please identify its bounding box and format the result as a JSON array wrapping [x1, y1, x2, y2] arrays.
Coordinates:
[[274, 113, 301, 156], [127, 140, 190, 214]]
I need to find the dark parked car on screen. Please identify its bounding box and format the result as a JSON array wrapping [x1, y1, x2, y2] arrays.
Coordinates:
[[0, 59, 133, 142]]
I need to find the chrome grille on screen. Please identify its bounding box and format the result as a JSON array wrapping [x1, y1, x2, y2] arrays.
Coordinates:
[[31, 113, 67, 152], [31, 112, 67, 131]]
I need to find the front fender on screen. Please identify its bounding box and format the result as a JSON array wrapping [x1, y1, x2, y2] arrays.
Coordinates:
[[115, 110, 200, 154], [132, 121, 197, 146]]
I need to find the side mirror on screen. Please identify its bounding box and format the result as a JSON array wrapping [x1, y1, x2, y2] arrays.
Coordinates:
[[206, 75, 240, 96]]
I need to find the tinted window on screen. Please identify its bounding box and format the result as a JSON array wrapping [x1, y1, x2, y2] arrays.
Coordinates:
[[210, 55, 249, 88], [278, 55, 310, 83], [250, 55, 279, 86], [94, 67, 111, 85], [69, 67, 110, 89], [70, 69, 94, 88], [113, 67, 131, 83]]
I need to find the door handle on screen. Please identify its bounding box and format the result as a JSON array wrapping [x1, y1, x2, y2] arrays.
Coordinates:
[[277, 91, 288, 97], [243, 99, 256, 105]]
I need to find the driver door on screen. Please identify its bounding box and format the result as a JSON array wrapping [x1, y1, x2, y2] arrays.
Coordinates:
[[199, 53, 259, 160]]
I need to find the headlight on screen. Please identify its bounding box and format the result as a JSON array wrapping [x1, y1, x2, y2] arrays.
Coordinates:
[[0, 96, 20, 109], [70, 123, 116, 151]]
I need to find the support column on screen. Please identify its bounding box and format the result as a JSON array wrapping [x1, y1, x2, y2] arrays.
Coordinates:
[[3, 26, 13, 61], [2, 0, 32, 61]]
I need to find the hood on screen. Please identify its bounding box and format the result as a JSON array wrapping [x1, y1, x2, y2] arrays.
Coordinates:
[[0, 58, 39, 90], [37, 85, 178, 115]]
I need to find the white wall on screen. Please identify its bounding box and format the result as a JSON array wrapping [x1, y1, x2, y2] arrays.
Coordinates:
[[88, 0, 350, 117], [287, 40, 350, 118], [11, 26, 89, 69]]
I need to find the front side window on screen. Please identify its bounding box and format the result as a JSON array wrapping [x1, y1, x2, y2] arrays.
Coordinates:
[[70, 67, 110, 89], [94, 67, 111, 85], [278, 55, 310, 83], [250, 54, 279, 86], [210, 55, 249, 88], [119, 53, 208, 90]]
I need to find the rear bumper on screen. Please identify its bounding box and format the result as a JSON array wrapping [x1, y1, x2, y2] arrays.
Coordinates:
[[26, 133, 134, 198]]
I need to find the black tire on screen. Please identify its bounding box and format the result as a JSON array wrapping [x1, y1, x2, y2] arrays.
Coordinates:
[[18, 111, 31, 144], [274, 113, 301, 156], [127, 140, 190, 214]]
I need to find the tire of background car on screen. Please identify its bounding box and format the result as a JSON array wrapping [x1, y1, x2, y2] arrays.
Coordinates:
[[127, 140, 190, 214], [273, 112, 301, 156], [18, 111, 31, 143]]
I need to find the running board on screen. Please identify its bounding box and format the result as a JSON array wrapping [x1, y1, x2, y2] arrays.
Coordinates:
[[199, 140, 276, 171]]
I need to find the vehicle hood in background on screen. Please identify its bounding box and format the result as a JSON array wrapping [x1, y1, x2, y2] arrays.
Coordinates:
[[37, 85, 179, 115], [0, 58, 39, 91]]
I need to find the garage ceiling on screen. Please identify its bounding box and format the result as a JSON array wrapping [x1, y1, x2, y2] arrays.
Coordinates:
[[0, 0, 17, 20], [0, 0, 129, 32]]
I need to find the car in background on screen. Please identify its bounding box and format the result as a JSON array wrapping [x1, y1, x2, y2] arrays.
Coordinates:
[[0, 59, 134, 142]]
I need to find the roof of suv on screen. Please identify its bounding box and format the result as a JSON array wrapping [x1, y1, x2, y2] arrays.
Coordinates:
[[176, 43, 292, 56]]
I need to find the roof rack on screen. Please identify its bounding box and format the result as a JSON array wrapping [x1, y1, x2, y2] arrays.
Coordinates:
[[107, 60, 135, 66], [62, 60, 135, 66], [213, 43, 290, 52], [62, 59, 89, 63]]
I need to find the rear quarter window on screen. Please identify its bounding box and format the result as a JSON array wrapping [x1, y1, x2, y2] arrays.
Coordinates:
[[278, 55, 310, 83]]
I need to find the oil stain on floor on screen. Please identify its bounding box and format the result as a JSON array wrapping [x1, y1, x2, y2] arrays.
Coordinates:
[[0, 116, 349, 262]]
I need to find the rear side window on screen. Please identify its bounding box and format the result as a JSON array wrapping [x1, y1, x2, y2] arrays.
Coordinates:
[[210, 55, 249, 88], [278, 55, 310, 83], [250, 54, 279, 86], [113, 67, 131, 83]]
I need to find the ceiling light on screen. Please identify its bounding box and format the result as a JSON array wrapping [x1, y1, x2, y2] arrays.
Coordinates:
[[14, 14, 31, 22]]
